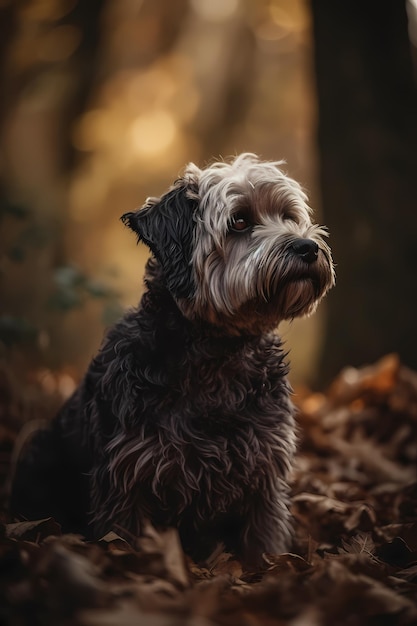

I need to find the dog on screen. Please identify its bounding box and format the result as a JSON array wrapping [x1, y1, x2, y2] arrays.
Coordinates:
[[10, 153, 335, 566]]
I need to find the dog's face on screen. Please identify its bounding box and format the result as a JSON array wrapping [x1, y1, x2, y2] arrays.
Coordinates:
[[122, 153, 335, 334]]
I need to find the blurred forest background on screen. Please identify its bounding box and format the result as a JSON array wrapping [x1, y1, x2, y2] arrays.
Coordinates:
[[1, 0, 417, 392]]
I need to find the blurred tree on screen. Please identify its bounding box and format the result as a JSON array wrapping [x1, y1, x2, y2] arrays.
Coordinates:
[[0, 0, 193, 365], [0, 0, 107, 367], [311, 0, 417, 384]]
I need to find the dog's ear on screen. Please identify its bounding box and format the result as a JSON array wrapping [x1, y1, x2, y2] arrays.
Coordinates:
[[121, 171, 200, 299]]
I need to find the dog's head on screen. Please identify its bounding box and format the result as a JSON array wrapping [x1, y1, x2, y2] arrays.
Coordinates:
[[122, 153, 335, 334]]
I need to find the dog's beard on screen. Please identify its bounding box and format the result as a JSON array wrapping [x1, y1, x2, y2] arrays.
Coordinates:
[[180, 227, 334, 333], [272, 275, 321, 319]]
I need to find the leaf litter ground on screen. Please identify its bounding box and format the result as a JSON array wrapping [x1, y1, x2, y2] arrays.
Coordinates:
[[0, 354, 416, 625]]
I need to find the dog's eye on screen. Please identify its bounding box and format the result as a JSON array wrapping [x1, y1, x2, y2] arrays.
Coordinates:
[[230, 214, 251, 232], [282, 212, 297, 223], [282, 209, 297, 224]]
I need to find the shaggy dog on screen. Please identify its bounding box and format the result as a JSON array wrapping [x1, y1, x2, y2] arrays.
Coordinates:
[[11, 153, 335, 566]]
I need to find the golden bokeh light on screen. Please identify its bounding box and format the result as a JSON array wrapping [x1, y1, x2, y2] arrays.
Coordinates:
[[190, 0, 240, 22], [268, 1, 308, 33], [130, 110, 178, 157]]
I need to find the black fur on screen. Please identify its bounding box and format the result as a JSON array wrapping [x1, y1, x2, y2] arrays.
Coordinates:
[[10, 259, 295, 565], [121, 183, 198, 299], [11, 177, 300, 567]]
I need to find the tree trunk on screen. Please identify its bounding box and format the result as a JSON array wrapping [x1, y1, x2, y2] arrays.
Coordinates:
[[311, 0, 417, 385]]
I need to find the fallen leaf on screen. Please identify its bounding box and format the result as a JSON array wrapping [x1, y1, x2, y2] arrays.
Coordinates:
[[5, 517, 61, 542], [339, 532, 376, 557]]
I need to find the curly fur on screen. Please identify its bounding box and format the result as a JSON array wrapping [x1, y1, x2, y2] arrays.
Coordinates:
[[11, 153, 334, 566]]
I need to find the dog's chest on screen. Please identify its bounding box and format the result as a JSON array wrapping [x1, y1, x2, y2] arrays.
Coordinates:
[[152, 332, 287, 411], [136, 408, 288, 522], [104, 328, 294, 522], [138, 342, 292, 512]]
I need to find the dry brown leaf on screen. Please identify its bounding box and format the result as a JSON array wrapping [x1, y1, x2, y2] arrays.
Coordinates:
[[80, 600, 181, 626], [332, 436, 414, 484], [344, 503, 377, 532], [126, 573, 181, 600], [5, 517, 61, 542], [395, 564, 417, 582], [209, 554, 243, 579], [34, 541, 109, 610], [287, 606, 323, 626], [264, 552, 311, 576], [138, 523, 190, 589], [340, 532, 376, 557], [327, 354, 400, 406], [311, 559, 417, 619], [2, 356, 417, 624], [293, 492, 349, 516], [99, 531, 131, 547]]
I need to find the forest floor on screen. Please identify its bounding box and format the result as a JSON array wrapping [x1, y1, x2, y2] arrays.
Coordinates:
[[0, 354, 416, 626]]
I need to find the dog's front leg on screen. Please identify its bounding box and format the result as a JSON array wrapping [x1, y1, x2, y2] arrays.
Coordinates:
[[238, 479, 292, 567], [88, 460, 138, 539]]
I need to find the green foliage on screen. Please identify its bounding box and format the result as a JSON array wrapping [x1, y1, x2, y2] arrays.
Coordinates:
[[0, 197, 52, 267], [7, 222, 52, 263], [1, 203, 123, 350], [0, 316, 37, 347], [0, 200, 30, 220], [49, 264, 122, 318]]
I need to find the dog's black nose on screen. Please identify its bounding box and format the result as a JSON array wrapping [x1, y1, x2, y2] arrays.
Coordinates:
[[291, 238, 319, 264]]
